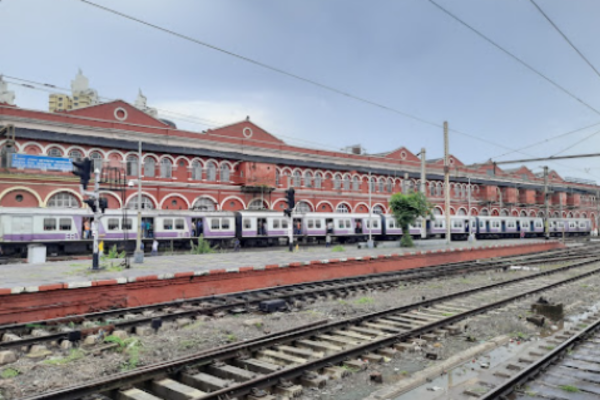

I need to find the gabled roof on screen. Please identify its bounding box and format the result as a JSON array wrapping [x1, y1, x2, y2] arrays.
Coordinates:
[[64, 100, 170, 128], [378, 146, 420, 162], [205, 119, 285, 144]]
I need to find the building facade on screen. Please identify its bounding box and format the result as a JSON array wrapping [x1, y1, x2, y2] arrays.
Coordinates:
[[1, 85, 599, 229]]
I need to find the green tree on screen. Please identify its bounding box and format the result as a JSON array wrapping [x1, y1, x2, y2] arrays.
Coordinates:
[[389, 192, 434, 247]]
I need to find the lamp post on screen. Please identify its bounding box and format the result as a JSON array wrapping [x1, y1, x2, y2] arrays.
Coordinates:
[[133, 141, 144, 263]]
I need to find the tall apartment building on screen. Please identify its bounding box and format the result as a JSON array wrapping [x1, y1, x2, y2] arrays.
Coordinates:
[[48, 69, 99, 112]]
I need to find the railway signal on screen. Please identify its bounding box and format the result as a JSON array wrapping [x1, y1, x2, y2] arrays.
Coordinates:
[[72, 157, 92, 190], [99, 197, 108, 214], [83, 198, 97, 213], [284, 187, 295, 217]]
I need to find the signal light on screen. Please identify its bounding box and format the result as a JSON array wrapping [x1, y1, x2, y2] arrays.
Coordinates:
[[83, 198, 97, 213], [284, 187, 295, 217], [72, 157, 92, 190], [99, 198, 108, 214]]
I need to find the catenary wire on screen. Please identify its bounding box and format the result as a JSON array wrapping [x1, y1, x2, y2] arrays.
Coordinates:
[[550, 128, 600, 157], [529, 0, 600, 81]]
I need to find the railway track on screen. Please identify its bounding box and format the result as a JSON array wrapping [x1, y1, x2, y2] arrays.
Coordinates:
[[19, 250, 600, 400], [479, 313, 600, 399], [0, 247, 589, 356]]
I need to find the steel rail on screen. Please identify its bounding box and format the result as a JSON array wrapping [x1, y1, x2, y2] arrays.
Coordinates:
[[0, 249, 586, 351], [479, 317, 600, 399], [20, 257, 600, 400]]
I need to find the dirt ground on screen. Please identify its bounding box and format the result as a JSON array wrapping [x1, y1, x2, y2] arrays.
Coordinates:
[[0, 261, 596, 400]]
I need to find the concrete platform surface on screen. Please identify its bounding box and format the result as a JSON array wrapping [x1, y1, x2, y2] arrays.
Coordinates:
[[0, 239, 551, 291]]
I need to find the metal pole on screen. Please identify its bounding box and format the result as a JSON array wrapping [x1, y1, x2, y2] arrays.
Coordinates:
[[544, 166, 549, 240], [596, 189, 599, 236], [468, 177, 473, 241], [420, 147, 427, 239], [92, 168, 100, 270], [444, 121, 451, 244], [134, 141, 144, 263], [368, 170, 373, 247]]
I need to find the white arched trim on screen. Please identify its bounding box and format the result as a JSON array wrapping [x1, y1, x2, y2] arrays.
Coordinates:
[[192, 194, 220, 207], [433, 206, 444, 216], [203, 158, 219, 167], [86, 147, 108, 157], [280, 167, 293, 175], [43, 188, 84, 208], [456, 207, 468, 216], [160, 193, 191, 209], [142, 153, 159, 161], [0, 186, 43, 207], [469, 207, 478, 215], [189, 157, 204, 167], [123, 151, 140, 159], [231, 161, 242, 169], [296, 198, 315, 210], [302, 168, 315, 174], [220, 160, 235, 171], [19, 141, 44, 153], [528, 210, 537, 217], [247, 198, 270, 208], [336, 201, 352, 212], [44, 144, 68, 155], [220, 195, 246, 210], [323, 171, 334, 179], [449, 206, 456, 215], [500, 208, 510, 216], [354, 202, 370, 211], [105, 150, 125, 160], [316, 200, 334, 211], [99, 191, 123, 207], [158, 154, 176, 162], [174, 156, 191, 166], [371, 202, 387, 212], [479, 207, 490, 216], [124, 192, 159, 209]]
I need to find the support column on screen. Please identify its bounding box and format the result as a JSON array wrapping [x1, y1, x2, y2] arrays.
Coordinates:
[[420, 148, 427, 239], [444, 122, 451, 244]]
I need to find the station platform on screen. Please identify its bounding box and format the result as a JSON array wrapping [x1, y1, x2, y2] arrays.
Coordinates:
[[0, 239, 562, 324]]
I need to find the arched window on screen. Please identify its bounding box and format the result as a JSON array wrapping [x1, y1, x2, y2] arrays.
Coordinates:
[[144, 157, 156, 178], [378, 179, 384, 193], [480, 209, 489, 216], [127, 195, 155, 210], [293, 171, 302, 187], [296, 201, 312, 213], [369, 177, 376, 193], [220, 164, 230, 182], [352, 176, 360, 191], [429, 183, 436, 197], [387, 179, 393, 193], [314, 173, 322, 189], [192, 197, 217, 211], [373, 205, 384, 214], [126, 156, 138, 177], [433, 207, 443, 216], [336, 203, 350, 213], [343, 175, 351, 191], [206, 161, 217, 181], [435, 183, 442, 197], [457, 208, 467, 216], [47, 192, 79, 208], [47, 147, 63, 158], [90, 151, 103, 172], [191, 161, 202, 180], [160, 158, 172, 178], [248, 199, 266, 210], [304, 172, 313, 188], [275, 170, 280, 186], [333, 174, 342, 190], [68, 150, 83, 161]]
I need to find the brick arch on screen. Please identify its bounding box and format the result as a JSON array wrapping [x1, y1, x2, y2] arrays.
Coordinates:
[[43, 189, 83, 208], [354, 202, 369, 213], [99, 191, 123, 209], [221, 196, 245, 211], [160, 194, 191, 210], [21, 142, 44, 155], [316, 200, 334, 212], [0, 187, 42, 207]]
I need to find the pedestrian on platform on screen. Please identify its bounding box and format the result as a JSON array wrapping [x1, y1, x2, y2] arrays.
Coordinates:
[[151, 239, 159, 256], [326, 233, 331, 248], [234, 238, 241, 252]]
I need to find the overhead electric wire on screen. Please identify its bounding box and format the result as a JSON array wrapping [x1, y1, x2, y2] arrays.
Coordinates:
[[550, 128, 600, 157], [427, 0, 600, 117], [529, 0, 600, 81]]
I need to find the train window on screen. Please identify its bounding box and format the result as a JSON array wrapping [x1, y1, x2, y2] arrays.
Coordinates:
[[211, 219, 220, 230], [122, 219, 132, 230], [273, 219, 280, 229], [282, 219, 288, 229], [59, 218, 72, 231], [345, 220, 351, 228], [221, 219, 230, 230], [388, 220, 393, 228], [316, 220, 322, 228], [175, 219, 185, 230], [163, 219, 174, 230], [366, 220, 370, 228], [43, 218, 56, 231], [107, 218, 119, 231], [338, 220, 344, 229], [414, 220, 421, 228], [373, 220, 379, 228], [243, 219, 251, 229], [308, 220, 314, 228], [536, 222, 542, 228]]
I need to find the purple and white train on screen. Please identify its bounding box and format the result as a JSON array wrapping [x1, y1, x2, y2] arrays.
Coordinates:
[[0, 208, 591, 256]]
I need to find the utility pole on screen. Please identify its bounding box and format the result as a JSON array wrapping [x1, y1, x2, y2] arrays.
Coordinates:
[[134, 141, 144, 263], [544, 166, 549, 240], [420, 148, 427, 239], [368, 170, 373, 247], [444, 121, 451, 244], [596, 189, 600, 237], [468, 176, 473, 241]]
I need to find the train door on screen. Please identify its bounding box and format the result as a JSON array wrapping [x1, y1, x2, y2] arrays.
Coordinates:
[[293, 218, 302, 235], [326, 218, 334, 234], [257, 218, 267, 235], [12, 216, 32, 242], [141, 217, 154, 238], [191, 217, 204, 237], [501, 220, 506, 233], [464, 219, 470, 236], [516, 220, 521, 233], [485, 220, 490, 233]]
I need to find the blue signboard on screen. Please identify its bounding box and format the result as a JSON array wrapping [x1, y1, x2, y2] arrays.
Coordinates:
[[11, 154, 73, 172]]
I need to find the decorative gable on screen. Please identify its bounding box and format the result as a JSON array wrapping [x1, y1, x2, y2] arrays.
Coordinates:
[[206, 120, 284, 144], [384, 147, 420, 162], [64, 100, 170, 128]]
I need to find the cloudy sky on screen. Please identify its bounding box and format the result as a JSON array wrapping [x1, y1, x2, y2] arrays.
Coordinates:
[[2, 0, 600, 181]]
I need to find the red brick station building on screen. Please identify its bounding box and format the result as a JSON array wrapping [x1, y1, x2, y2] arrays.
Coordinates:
[[0, 96, 599, 229]]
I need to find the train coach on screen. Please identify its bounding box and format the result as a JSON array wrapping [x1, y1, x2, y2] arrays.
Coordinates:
[[0, 207, 592, 256]]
